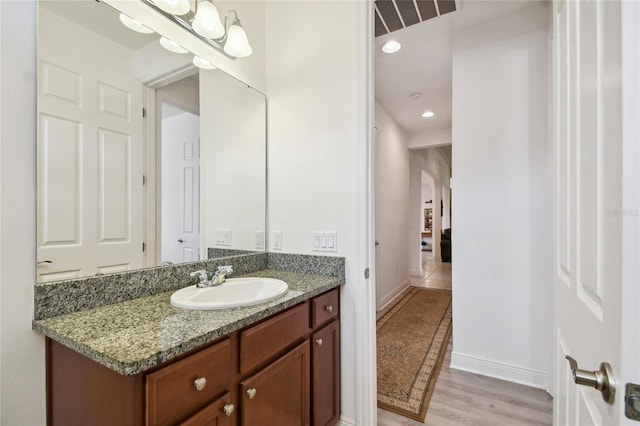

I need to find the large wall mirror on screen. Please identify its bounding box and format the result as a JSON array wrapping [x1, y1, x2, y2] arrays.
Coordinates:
[[36, 0, 266, 283]]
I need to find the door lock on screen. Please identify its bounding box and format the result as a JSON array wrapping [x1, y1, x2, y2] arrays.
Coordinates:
[[565, 356, 616, 404]]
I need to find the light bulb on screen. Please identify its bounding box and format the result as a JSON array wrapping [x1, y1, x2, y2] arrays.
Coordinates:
[[155, 0, 190, 15], [159, 37, 188, 54], [193, 0, 225, 39], [382, 40, 401, 54], [422, 111, 435, 118], [223, 22, 252, 58], [119, 14, 154, 34], [193, 56, 217, 70]]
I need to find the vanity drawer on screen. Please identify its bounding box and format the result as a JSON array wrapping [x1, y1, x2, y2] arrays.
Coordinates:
[[146, 338, 232, 426], [311, 288, 339, 328], [240, 302, 310, 373]]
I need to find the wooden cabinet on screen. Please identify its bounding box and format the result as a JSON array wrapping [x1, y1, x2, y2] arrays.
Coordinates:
[[46, 288, 340, 426], [312, 321, 340, 426], [240, 341, 310, 426]]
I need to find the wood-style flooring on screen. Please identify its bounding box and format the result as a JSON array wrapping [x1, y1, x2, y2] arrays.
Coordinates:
[[377, 255, 553, 426]]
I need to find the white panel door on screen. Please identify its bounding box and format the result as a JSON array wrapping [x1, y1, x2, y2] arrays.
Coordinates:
[[553, 0, 639, 424], [37, 52, 144, 281], [180, 139, 200, 262]]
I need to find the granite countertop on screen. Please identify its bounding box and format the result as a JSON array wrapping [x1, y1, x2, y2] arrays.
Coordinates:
[[33, 269, 343, 376]]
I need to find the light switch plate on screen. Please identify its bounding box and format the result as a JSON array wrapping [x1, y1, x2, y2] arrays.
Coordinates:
[[273, 231, 282, 250], [255, 231, 264, 249], [312, 232, 337, 252]]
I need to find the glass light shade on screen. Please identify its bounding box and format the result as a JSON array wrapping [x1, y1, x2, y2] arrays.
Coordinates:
[[223, 23, 252, 58], [421, 111, 435, 118], [119, 14, 154, 34], [160, 37, 188, 54], [193, 56, 217, 70], [193, 1, 225, 39], [155, 0, 191, 15]]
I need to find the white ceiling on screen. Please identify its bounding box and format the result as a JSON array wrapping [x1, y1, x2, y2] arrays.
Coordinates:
[[374, 0, 541, 137]]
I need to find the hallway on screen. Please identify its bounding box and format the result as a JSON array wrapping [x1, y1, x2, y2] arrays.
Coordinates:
[[378, 255, 553, 425]]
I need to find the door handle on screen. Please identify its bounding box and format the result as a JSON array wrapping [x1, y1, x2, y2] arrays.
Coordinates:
[[566, 355, 616, 403], [177, 238, 184, 243]]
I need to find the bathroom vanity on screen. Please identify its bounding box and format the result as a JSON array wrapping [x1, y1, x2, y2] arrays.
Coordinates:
[[34, 264, 343, 426]]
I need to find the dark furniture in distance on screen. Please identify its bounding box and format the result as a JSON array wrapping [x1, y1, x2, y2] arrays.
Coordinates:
[[441, 228, 451, 263]]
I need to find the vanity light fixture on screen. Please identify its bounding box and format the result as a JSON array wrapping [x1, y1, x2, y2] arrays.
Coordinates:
[[159, 36, 188, 54], [138, 0, 253, 59], [223, 11, 252, 58], [192, 0, 225, 39], [422, 111, 435, 118], [193, 56, 217, 70], [382, 40, 401, 54], [154, 0, 191, 16], [119, 13, 154, 34]]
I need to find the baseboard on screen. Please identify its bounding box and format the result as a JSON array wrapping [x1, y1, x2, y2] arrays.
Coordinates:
[[338, 415, 356, 426], [376, 279, 411, 316], [450, 351, 549, 390]]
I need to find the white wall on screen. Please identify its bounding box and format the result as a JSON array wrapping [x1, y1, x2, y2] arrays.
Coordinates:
[[450, 3, 552, 388], [200, 70, 266, 252], [0, 1, 46, 424], [265, 1, 365, 423], [408, 127, 452, 149], [374, 102, 410, 311]]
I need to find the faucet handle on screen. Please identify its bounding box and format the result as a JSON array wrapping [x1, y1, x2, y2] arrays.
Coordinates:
[[190, 269, 209, 283], [217, 265, 233, 275]]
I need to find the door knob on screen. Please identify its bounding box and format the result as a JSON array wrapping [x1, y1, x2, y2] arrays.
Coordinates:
[[246, 388, 257, 399], [223, 403, 234, 416], [177, 238, 184, 243], [375, 241, 380, 246], [566, 355, 616, 403]]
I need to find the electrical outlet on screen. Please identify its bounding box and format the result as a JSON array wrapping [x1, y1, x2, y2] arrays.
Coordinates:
[[273, 231, 282, 250], [312, 232, 337, 252]]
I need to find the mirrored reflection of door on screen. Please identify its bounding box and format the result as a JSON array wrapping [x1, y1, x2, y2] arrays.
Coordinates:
[[161, 102, 200, 264], [37, 26, 144, 282]]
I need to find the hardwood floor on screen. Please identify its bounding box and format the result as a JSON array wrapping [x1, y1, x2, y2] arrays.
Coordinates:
[[378, 255, 553, 426]]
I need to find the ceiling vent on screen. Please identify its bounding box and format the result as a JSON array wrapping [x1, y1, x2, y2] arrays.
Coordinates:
[[375, 0, 457, 37]]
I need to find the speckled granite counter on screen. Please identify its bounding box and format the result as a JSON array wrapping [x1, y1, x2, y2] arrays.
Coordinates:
[[33, 269, 343, 376]]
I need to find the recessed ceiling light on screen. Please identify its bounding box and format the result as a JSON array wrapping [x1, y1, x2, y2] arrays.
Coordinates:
[[381, 40, 401, 54], [422, 111, 435, 118]]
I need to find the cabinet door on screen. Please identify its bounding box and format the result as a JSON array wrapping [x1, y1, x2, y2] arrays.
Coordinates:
[[240, 340, 310, 426], [180, 392, 234, 426], [312, 321, 340, 426]]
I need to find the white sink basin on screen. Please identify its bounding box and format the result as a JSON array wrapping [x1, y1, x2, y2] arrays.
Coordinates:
[[170, 277, 289, 310]]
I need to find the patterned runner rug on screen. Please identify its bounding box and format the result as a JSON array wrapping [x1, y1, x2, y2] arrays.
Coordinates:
[[377, 287, 452, 421]]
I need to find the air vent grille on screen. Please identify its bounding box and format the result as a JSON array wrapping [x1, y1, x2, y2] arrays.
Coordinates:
[[375, 0, 457, 37]]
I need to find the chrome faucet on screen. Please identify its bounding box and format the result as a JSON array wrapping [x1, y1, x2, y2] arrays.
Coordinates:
[[190, 265, 233, 288], [190, 269, 210, 288], [211, 265, 233, 286]]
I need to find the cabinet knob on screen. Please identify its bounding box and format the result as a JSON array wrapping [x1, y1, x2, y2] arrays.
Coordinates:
[[223, 403, 234, 416], [193, 377, 207, 391], [315, 338, 323, 346], [324, 305, 333, 313], [246, 388, 257, 399]]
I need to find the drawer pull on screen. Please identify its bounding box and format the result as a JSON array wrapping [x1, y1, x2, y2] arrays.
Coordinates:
[[315, 338, 323, 346], [223, 403, 234, 416], [193, 377, 207, 391], [324, 305, 334, 313], [246, 388, 257, 399]]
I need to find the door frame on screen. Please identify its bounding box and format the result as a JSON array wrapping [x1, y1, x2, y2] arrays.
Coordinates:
[[143, 66, 199, 266]]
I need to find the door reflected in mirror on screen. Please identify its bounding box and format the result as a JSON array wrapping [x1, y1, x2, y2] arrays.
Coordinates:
[[36, 0, 266, 283]]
